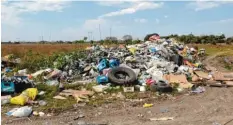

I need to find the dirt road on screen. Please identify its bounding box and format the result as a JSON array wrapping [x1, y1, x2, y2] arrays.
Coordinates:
[[2, 87, 233, 125]]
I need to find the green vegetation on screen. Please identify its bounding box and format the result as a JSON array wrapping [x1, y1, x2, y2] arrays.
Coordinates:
[[161, 34, 233, 44]]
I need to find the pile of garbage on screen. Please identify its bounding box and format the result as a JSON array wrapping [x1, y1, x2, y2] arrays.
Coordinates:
[[2, 33, 233, 117], [2, 34, 231, 92]]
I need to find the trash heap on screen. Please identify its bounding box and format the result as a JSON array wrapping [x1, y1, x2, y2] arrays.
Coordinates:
[[2, 33, 233, 118], [2, 34, 233, 100], [2, 36, 205, 93]]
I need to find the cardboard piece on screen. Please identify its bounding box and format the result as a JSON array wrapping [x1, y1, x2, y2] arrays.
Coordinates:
[[194, 71, 209, 79], [225, 81, 233, 86], [213, 72, 233, 81], [59, 89, 94, 103], [192, 74, 199, 82], [163, 74, 193, 89]]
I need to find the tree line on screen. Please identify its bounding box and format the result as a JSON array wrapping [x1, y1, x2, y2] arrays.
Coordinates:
[[3, 34, 233, 45], [161, 34, 233, 44]]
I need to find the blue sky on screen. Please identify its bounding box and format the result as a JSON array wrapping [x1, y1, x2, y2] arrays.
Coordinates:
[[1, 0, 233, 42]]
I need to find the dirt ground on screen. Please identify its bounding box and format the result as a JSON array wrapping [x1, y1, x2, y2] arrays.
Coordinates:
[[2, 52, 233, 125], [2, 87, 233, 125], [203, 51, 233, 72]]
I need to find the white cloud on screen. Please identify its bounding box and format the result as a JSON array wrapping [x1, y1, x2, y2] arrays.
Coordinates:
[[219, 18, 233, 23], [1, 1, 70, 26], [198, 18, 233, 26], [100, 2, 163, 18], [1, 4, 22, 26], [134, 18, 147, 23], [97, 1, 126, 6], [188, 1, 233, 11]]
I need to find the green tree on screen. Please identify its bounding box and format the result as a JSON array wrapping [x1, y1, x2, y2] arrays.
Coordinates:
[[83, 37, 88, 41]]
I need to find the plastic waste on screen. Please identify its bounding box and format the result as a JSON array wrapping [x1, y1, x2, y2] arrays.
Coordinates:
[[32, 70, 46, 77], [33, 111, 39, 116], [39, 112, 45, 117], [96, 75, 109, 84], [38, 91, 45, 95], [143, 103, 153, 108], [1, 95, 12, 105], [8, 106, 32, 117], [21, 88, 38, 100], [149, 117, 174, 121], [38, 100, 47, 106], [18, 69, 27, 76], [10, 95, 28, 105], [191, 86, 205, 93], [46, 80, 59, 86], [92, 85, 109, 93]]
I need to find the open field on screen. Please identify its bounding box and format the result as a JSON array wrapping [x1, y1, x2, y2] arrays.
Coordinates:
[[2, 44, 233, 57], [1, 44, 91, 57], [193, 44, 233, 56]]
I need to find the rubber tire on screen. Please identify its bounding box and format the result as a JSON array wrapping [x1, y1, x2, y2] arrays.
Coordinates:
[[156, 81, 173, 93], [108, 67, 137, 85]]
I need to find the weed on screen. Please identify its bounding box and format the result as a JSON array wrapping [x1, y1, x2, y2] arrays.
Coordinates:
[[35, 84, 77, 113], [225, 64, 232, 70], [124, 92, 138, 99]]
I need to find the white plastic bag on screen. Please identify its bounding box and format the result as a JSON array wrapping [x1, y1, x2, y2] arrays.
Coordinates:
[[12, 106, 32, 117]]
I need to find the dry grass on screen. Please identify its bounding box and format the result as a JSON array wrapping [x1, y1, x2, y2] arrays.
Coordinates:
[[189, 44, 233, 56], [2, 43, 233, 58], [1, 44, 91, 57]]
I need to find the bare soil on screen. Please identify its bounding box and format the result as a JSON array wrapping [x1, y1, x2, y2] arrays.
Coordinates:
[[203, 51, 233, 72], [2, 87, 233, 125]]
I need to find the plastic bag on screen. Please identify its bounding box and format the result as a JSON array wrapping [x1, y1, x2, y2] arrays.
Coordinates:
[[21, 88, 38, 100], [129, 48, 137, 55], [10, 95, 28, 105], [11, 106, 32, 117]]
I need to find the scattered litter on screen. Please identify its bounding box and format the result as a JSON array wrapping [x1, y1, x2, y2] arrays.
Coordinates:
[[33, 111, 39, 116], [7, 106, 32, 117], [73, 114, 85, 120], [149, 117, 174, 121], [92, 85, 109, 93], [38, 91, 45, 95], [38, 100, 47, 106], [143, 103, 153, 108], [39, 112, 45, 117], [53, 95, 67, 100], [1, 95, 12, 105], [194, 71, 209, 79], [191, 86, 206, 93], [123, 87, 134, 92]]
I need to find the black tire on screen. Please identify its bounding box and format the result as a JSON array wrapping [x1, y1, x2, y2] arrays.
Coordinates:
[[108, 67, 137, 85], [150, 80, 172, 93]]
